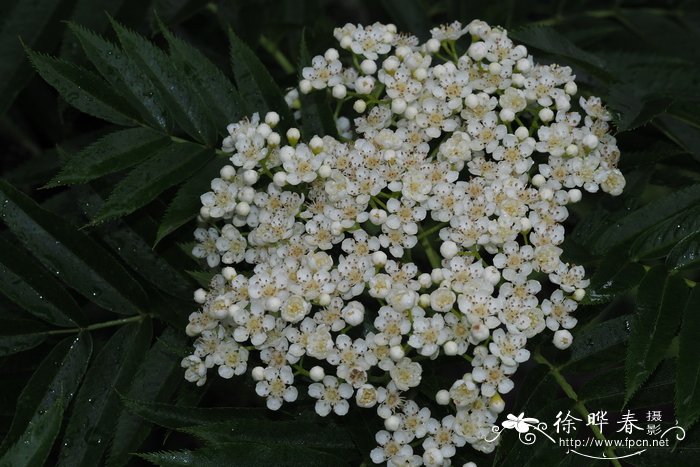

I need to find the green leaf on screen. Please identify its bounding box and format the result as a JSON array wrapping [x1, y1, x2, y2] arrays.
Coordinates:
[[298, 32, 338, 140], [68, 23, 170, 131], [564, 315, 632, 368], [138, 442, 347, 467], [677, 287, 700, 430], [0, 235, 84, 326], [111, 20, 216, 145], [656, 114, 700, 163], [629, 205, 700, 259], [667, 230, 700, 271], [0, 333, 92, 454], [27, 50, 139, 126], [593, 184, 700, 254], [0, 395, 63, 467], [509, 26, 612, 80], [107, 328, 188, 467], [0, 320, 48, 357], [0, 180, 148, 314], [228, 28, 294, 127], [625, 266, 689, 405], [155, 158, 223, 246], [77, 187, 194, 299], [59, 0, 129, 62], [582, 253, 645, 305], [182, 419, 355, 454], [58, 319, 152, 467], [101, 222, 193, 299], [0, 0, 76, 113], [122, 398, 265, 430], [161, 27, 244, 131], [581, 360, 677, 410], [45, 128, 169, 188], [91, 142, 212, 224], [185, 270, 215, 288], [607, 83, 671, 132], [618, 142, 686, 170]]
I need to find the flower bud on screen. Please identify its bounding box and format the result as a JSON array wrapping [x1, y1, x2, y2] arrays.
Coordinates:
[[443, 340, 458, 356], [265, 111, 280, 127], [360, 59, 377, 75], [435, 389, 450, 405], [353, 99, 367, 113], [389, 345, 405, 361], [553, 330, 573, 350], [194, 288, 207, 304], [309, 366, 325, 381], [384, 415, 401, 431], [251, 366, 265, 381], [332, 84, 347, 99]]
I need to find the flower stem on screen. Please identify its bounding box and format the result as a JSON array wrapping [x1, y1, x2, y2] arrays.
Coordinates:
[[46, 314, 148, 336], [534, 351, 622, 467], [419, 229, 442, 269], [417, 222, 448, 240], [259, 35, 295, 75], [293, 364, 310, 377]]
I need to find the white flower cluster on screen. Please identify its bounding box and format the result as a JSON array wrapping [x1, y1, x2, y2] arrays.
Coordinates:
[[183, 19, 624, 466]]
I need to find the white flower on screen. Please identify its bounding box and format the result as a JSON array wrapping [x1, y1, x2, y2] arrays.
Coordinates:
[[302, 54, 343, 90], [181, 355, 207, 386], [471, 354, 517, 396], [185, 18, 626, 462], [430, 21, 468, 41], [449, 374, 479, 407], [308, 375, 354, 416], [213, 340, 249, 378], [200, 178, 238, 218], [282, 143, 324, 185], [370, 430, 414, 465], [541, 289, 578, 331], [467, 112, 507, 153], [340, 23, 393, 60], [192, 227, 221, 267], [408, 314, 450, 356], [255, 365, 298, 410], [415, 98, 459, 138], [356, 384, 381, 408], [553, 329, 574, 349], [280, 295, 311, 323], [430, 287, 457, 312], [422, 415, 466, 459], [389, 357, 422, 391], [488, 329, 530, 366], [398, 400, 432, 439]]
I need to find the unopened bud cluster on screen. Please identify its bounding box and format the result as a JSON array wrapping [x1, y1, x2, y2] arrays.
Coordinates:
[[184, 19, 624, 465]]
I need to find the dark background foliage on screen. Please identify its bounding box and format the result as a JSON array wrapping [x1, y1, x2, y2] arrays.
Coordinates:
[[0, 0, 699, 465]]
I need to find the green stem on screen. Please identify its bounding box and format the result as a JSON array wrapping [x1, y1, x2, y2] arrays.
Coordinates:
[[259, 35, 295, 75], [371, 196, 388, 210], [333, 98, 344, 120], [534, 351, 622, 467], [293, 364, 310, 377], [417, 222, 449, 240], [47, 314, 147, 336], [419, 229, 442, 269]]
